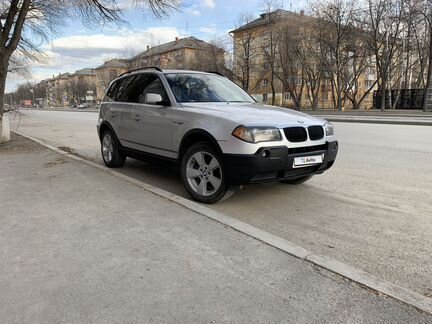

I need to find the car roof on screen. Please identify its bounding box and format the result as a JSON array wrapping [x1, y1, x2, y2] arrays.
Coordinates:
[[111, 69, 223, 85]]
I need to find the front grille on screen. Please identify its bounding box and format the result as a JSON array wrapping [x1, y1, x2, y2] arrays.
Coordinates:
[[308, 126, 324, 140], [284, 127, 307, 142], [288, 143, 328, 154]]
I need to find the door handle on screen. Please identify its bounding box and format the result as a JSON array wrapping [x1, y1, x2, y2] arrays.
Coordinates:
[[133, 114, 141, 121], [110, 113, 116, 118]]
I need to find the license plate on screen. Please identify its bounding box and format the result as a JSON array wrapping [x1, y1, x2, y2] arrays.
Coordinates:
[[293, 155, 323, 168]]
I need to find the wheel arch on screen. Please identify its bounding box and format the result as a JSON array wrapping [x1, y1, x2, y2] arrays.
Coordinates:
[[179, 129, 223, 161], [98, 121, 117, 143]]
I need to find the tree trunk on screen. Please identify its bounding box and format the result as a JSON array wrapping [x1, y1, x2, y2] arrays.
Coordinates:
[[0, 62, 10, 142], [271, 81, 276, 106], [423, 25, 432, 112], [380, 79, 386, 111]]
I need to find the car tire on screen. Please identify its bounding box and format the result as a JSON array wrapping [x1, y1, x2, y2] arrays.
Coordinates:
[[181, 142, 232, 204], [280, 175, 313, 185], [101, 129, 126, 168]]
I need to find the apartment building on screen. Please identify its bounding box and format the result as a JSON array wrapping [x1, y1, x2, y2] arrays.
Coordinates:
[[95, 59, 129, 101], [129, 36, 225, 72], [46, 72, 71, 107], [231, 9, 378, 110]]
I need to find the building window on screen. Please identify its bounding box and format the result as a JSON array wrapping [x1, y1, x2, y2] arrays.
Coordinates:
[[262, 79, 269, 87], [322, 92, 329, 101], [365, 79, 374, 88], [284, 92, 292, 101], [263, 93, 268, 102]]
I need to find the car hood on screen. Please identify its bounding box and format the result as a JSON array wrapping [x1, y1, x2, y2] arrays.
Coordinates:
[[180, 102, 326, 127]]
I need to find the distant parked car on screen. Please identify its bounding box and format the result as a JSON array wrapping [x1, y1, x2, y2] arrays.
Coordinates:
[[97, 68, 338, 203], [77, 104, 85, 109]]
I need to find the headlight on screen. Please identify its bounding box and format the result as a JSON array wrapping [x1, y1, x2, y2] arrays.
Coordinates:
[[232, 125, 281, 143], [324, 122, 334, 136]]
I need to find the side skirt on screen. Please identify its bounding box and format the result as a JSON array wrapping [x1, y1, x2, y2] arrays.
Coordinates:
[[121, 146, 179, 167]]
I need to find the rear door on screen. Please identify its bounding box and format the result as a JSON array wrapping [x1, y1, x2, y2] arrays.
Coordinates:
[[105, 75, 137, 144]]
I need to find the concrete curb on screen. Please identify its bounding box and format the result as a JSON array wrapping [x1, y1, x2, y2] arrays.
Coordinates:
[[12, 130, 432, 315], [20, 108, 98, 113], [320, 117, 432, 126]]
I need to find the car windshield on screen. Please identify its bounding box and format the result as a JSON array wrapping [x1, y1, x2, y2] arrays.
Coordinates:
[[164, 73, 255, 103]]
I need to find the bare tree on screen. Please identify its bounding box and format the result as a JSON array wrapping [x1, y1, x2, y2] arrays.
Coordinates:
[[364, 0, 405, 111], [312, 0, 357, 111], [297, 29, 324, 110], [260, 0, 283, 106], [0, 0, 180, 141], [421, 0, 432, 111], [232, 13, 260, 91], [340, 13, 378, 110], [275, 21, 305, 109]]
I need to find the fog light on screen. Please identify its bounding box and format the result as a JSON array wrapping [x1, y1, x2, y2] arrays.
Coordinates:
[[262, 150, 270, 158]]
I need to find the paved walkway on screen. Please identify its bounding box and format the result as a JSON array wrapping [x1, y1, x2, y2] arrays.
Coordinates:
[[0, 134, 431, 323]]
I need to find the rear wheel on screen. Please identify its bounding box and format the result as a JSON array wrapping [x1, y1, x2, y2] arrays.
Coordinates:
[[101, 129, 126, 168], [181, 142, 232, 203], [280, 175, 313, 185]]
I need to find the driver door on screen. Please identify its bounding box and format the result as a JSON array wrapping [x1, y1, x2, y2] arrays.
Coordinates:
[[128, 74, 175, 158]]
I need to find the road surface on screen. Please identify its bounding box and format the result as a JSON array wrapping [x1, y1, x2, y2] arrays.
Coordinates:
[[9, 109, 432, 298]]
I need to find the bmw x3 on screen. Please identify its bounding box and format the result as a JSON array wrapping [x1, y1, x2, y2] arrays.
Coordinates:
[[97, 68, 338, 203]]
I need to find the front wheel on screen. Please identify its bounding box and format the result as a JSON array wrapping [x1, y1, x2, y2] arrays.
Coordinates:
[[181, 142, 232, 204], [101, 129, 126, 168]]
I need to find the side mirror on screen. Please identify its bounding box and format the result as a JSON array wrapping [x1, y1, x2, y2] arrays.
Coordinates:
[[145, 93, 163, 105]]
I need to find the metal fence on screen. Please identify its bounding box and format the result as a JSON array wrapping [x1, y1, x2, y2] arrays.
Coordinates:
[[373, 89, 424, 110]]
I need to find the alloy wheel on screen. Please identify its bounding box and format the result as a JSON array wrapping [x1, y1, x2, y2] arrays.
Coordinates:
[[102, 132, 114, 163], [186, 151, 222, 197]]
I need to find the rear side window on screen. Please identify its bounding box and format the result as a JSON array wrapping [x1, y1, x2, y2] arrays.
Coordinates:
[[106, 81, 119, 100]]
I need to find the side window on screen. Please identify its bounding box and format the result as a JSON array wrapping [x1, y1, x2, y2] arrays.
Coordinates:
[[106, 80, 119, 100], [138, 75, 169, 105], [115, 75, 137, 102], [107, 74, 170, 105], [122, 75, 148, 103]]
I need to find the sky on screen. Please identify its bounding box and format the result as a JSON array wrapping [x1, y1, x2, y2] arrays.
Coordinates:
[[6, 0, 307, 92]]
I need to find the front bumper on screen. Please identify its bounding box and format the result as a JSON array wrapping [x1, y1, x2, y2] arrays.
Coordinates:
[[223, 141, 338, 185]]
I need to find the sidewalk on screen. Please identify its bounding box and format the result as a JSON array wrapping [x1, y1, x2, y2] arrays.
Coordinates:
[[1, 134, 431, 323], [307, 109, 432, 116], [307, 109, 432, 126]]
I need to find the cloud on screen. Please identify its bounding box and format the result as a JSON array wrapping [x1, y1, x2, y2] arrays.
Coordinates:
[[201, 0, 215, 9], [6, 26, 182, 91], [46, 27, 180, 58], [199, 25, 217, 34], [190, 9, 201, 16]]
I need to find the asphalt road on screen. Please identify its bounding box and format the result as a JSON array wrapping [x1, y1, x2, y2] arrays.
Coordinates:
[[10, 109, 432, 298], [3, 135, 431, 323]]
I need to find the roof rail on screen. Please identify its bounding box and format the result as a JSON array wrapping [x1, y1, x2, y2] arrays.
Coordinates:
[[206, 71, 225, 77], [118, 66, 163, 78]]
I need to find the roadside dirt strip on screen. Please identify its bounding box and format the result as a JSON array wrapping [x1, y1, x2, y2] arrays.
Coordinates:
[[13, 129, 432, 316]]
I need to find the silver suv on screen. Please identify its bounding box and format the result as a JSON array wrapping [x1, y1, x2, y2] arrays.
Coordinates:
[[97, 68, 338, 203]]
